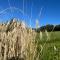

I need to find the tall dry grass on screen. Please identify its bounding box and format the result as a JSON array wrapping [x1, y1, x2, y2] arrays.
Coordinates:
[[0, 19, 50, 60], [0, 19, 41, 60]]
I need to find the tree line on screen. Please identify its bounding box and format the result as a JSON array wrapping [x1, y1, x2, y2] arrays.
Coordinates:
[[33, 24, 60, 32]]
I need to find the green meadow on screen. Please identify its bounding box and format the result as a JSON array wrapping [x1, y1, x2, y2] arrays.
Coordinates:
[[35, 31, 60, 60]]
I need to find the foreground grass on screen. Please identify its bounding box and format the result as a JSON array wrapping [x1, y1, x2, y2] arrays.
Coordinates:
[[36, 31, 60, 60], [0, 20, 60, 60]]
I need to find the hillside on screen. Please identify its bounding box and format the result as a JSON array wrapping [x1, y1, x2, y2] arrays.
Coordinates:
[[35, 24, 60, 32]]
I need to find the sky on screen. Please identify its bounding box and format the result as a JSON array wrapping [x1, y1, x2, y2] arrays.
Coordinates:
[[0, 0, 60, 28]]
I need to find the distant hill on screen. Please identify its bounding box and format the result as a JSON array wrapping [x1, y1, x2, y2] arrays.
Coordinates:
[[35, 24, 60, 32]]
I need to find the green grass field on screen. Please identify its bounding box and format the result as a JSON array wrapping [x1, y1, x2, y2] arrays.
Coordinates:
[[35, 31, 60, 60]]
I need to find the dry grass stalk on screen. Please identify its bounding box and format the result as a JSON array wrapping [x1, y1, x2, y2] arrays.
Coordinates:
[[0, 19, 41, 60]]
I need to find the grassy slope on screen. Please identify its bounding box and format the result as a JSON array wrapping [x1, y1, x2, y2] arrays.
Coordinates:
[[36, 31, 60, 60]]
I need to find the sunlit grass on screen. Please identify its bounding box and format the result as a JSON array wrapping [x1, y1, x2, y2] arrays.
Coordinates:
[[0, 20, 60, 60]]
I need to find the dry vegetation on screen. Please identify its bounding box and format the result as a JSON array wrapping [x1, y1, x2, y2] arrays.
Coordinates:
[[0, 18, 60, 60], [0, 18, 39, 60]]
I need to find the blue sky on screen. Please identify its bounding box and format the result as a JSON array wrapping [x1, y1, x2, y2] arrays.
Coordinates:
[[0, 0, 60, 28]]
